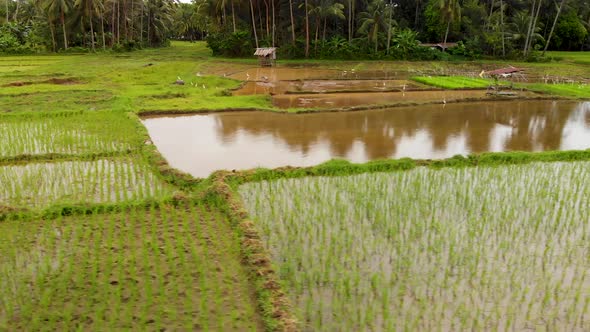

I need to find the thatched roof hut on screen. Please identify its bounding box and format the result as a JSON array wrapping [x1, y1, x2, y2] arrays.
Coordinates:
[[254, 47, 277, 67]]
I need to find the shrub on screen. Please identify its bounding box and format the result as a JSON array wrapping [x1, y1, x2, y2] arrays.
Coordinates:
[[206, 30, 253, 57]]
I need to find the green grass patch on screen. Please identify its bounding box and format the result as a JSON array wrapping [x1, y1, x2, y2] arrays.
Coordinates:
[[0, 204, 262, 331], [524, 82, 590, 99], [0, 90, 114, 113], [239, 161, 590, 331], [411, 76, 494, 89]]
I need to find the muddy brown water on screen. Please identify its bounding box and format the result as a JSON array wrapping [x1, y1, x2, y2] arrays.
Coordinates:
[[271, 89, 538, 109], [233, 80, 422, 96], [142, 101, 590, 178], [228, 67, 410, 81]]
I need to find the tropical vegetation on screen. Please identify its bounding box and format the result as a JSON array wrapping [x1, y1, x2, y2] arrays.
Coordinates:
[[1, 0, 590, 58]]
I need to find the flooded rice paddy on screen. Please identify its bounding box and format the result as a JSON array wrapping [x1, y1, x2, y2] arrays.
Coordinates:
[[229, 66, 540, 108], [142, 100, 590, 178], [233, 80, 423, 96]]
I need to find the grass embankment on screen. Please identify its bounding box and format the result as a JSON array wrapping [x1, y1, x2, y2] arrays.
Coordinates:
[[238, 159, 590, 331], [411, 76, 495, 89], [0, 42, 271, 113], [525, 83, 590, 99]]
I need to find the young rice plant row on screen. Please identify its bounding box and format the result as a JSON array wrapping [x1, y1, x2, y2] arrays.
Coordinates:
[[240, 162, 590, 331], [0, 158, 170, 208]]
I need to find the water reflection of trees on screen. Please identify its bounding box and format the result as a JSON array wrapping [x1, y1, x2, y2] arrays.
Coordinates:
[[214, 101, 582, 159]]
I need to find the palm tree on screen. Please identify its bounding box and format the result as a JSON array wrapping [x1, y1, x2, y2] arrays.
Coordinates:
[[5, 0, 9, 23], [357, 0, 387, 53], [44, 0, 70, 49], [145, 0, 173, 46], [438, 0, 460, 48], [543, 0, 566, 55], [507, 10, 544, 50], [319, 0, 344, 43], [75, 0, 102, 51], [249, 0, 258, 47]]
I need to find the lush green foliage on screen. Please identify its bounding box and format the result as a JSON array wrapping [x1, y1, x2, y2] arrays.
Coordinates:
[[240, 162, 590, 330], [525, 82, 590, 99]]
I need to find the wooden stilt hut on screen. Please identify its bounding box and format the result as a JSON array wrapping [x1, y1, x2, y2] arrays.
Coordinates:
[[254, 48, 277, 67]]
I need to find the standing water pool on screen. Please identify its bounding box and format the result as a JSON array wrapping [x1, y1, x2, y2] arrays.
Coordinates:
[[142, 100, 590, 178]]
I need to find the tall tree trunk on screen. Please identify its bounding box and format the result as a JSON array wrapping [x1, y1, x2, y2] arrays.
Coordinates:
[[222, 0, 226, 27], [527, 0, 543, 55], [322, 16, 327, 44], [147, 7, 150, 46], [131, 0, 134, 40], [500, 0, 505, 57], [443, 20, 450, 50], [231, 0, 236, 33], [249, 0, 259, 47], [140, 1, 143, 44], [374, 24, 378, 53], [348, 0, 352, 41], [487, 0, 494, 30], [123, 0, 128, 41], [543, 0, 566, 55], [90, 13, 96, 51], [101, 13, 106, 50], [49, 21, 57, 52], [111, 0, 116, 46], [81, 17, 86, 47], [414, 0, 420, 29], [61, 9, 68, 49], [117, 0, 120, 44], [304, 0, 309, 57], [271, 0, 275, 46], [5, 0, 8, 23], [387, 4, 393, 54], [314, 16, 319, 55], [13, 0, 19, 22], [289, 0, 295, 44], [264, 0, 269, 39], [523, 0, 536, 55]]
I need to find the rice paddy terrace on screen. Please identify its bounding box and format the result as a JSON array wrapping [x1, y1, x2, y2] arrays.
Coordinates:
[[1, 42, 590, 331]]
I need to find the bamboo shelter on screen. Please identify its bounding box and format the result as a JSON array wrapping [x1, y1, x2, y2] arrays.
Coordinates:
[[254, 48, 277, 67]]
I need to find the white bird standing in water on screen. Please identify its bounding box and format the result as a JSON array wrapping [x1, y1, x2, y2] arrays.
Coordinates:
[[246, 73, 250, 80], [443, 98, 447, 106], [196, 72, 202, 77], [202, 84, 206, 89]]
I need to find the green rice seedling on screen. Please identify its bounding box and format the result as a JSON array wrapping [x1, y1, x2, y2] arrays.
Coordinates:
[[411, 76, 495, 89], [0, 157, 170, 208], [0, 205, 262, 331], [0, 111, 142, 158], [240, 161, 590, 331]]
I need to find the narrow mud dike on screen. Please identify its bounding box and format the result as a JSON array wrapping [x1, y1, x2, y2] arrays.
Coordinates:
[[2, 77, 82, 87]]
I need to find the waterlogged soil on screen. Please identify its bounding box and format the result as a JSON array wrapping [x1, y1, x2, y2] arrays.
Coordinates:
[[2, 77, 81, 87], [233, 80, 423, 96], [272, 89, 535, 108], [142, 100, 590, 178], [226, 66, 543, 109]]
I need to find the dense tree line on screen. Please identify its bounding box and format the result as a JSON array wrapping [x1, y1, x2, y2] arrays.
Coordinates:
[[1, 0, 589, 58], [202, 0, 590, 59], [0, 0, 175, 52]]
